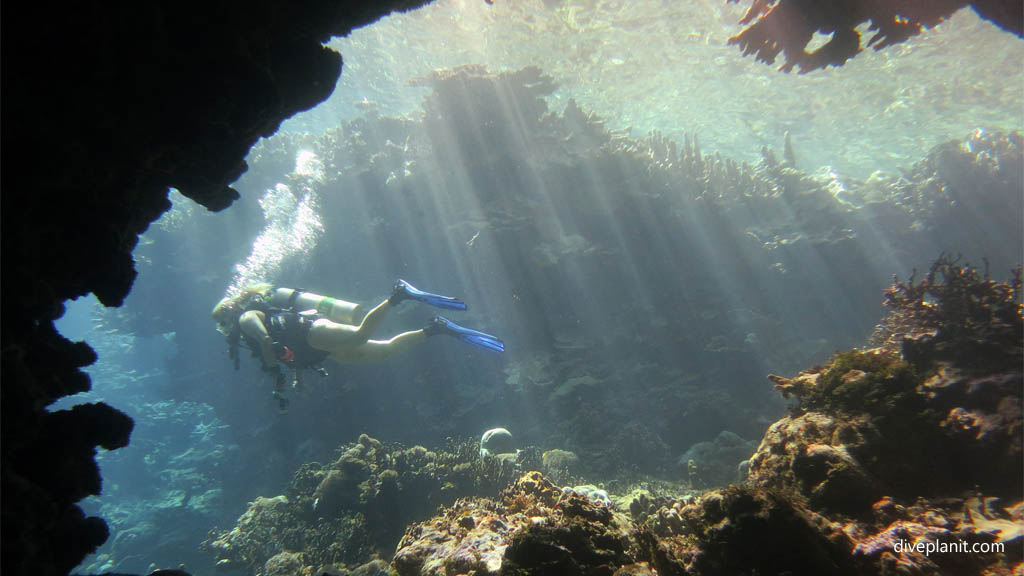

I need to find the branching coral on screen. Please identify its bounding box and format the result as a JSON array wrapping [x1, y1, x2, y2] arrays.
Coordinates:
[[874, 253, 1022, 371], [728, 0, 1022, 73], [887, 130, 1023, 225]]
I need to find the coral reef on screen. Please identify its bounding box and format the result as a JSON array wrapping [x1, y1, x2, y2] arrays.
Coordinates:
[[202, 434, 522, 575], [541, 449, 580, 485], [761, 261, 1022, 504], [756, 260, 1023, 573], [393, 471, 636, 576], [677, 430, 758, 488], [69, 395, 238, 573], [889, 130, 1023, 225], [728, 0, 1022, 73], [392, 469, 855, 576], [389, 258, 1022, 575], [875, 253, 1022, 372], [266, 67, 1021, 491]]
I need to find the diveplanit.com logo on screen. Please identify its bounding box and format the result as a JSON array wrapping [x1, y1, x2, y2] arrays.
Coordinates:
[[894, 539, 1006, 556]]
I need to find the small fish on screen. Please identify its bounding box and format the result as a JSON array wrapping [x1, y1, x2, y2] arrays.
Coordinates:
[[467, 231, 480, 247]]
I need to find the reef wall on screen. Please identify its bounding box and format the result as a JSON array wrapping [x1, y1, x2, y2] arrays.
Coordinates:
[[1, 2, 428, 574], [233, 66, 1021, 486], [205, 261, 1023, 576], [196, 67, 1022, 574]]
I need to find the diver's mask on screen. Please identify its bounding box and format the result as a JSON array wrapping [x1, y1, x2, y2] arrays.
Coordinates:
[[214, 302, 241, 335], [216, 320, 232, 336]]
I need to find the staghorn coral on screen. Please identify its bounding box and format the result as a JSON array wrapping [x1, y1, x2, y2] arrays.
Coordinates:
[[728, 0, 1022, 73]]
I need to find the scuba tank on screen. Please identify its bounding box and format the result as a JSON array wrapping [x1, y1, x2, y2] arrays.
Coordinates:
[[268, 287, 363, 324]]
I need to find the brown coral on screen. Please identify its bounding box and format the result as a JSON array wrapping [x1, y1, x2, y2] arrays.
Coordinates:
[[877, 254, 1022, 372], [394, 471, 636, 576]]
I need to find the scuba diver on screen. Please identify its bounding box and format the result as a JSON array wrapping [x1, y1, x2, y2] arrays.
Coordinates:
[[212, 280, 504, 412]]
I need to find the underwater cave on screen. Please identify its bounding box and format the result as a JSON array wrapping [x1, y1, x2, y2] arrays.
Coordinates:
[[3, 1, 1022, 576]]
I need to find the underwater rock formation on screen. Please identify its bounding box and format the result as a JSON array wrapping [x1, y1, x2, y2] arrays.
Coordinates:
[[2, 2, 429, 574], [729, 0, 1023, 73], [393, 471, 636, 576], [767, 259, 1023, 501], [540, 449, 581, 485], [389, 258, 1022, 576], [677, 430, 758, 488], [758, 259, 1023, 574], [202, 434, 522, 575], [392, 469, 856, 576]]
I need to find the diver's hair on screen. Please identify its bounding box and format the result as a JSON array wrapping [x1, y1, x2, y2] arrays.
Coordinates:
[[212, 283, 274, 321]]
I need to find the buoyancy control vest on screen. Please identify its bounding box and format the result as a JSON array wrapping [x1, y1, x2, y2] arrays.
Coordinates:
[[229, 291, 329, 371]]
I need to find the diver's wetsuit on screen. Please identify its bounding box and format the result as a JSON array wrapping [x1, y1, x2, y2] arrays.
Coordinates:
[[240, 300, 329, 370]]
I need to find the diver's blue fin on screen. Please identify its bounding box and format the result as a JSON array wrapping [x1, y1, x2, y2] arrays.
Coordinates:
[[428, 316, 505, 353], [392, 279, 468, 310]]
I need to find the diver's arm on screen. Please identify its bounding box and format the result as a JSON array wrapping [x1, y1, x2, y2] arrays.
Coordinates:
[[238, 310, 277, 369]]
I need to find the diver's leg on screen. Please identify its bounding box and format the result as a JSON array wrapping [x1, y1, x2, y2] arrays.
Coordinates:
[[353, 298, 393, 341], [307, 299, 393, 351], [307, 318, 361, 351], [328, 329, 427, 364]]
